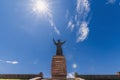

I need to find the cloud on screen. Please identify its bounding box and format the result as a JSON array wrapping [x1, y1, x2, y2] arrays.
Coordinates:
[[106, 0, 116, 4], [67, 0, 90, 42], [72, 63, 77, 69], [67, 72, 75, 78], [6, 61, 19, 64], [76, 0, 90, 17], [75, 0, 90, 42], [68, 20, 75, 31], [77, 22, 89, 42], [0, 59, 19, 64], [45, 7, 61, 35], [49, 19, 60, 35]]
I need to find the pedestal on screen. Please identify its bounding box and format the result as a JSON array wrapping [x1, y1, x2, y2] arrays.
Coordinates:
[[51, 56, 67, 80]]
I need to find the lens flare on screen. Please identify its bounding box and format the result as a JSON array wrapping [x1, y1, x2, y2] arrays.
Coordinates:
[[28, 0, 60, 35]]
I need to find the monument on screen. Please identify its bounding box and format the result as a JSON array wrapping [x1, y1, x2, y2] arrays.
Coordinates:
[[51, 39, 67, 80]]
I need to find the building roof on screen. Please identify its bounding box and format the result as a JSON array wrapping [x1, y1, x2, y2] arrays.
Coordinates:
[[0, 74, 42, 79], [76, 75, 120, 80]]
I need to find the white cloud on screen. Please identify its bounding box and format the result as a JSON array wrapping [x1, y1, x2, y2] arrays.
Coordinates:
[[77, 22, 89, 42], [72, 63, 77, 69], [76, 0, 90, 42], [68, 20, 75, 31], [0, 59, 18, 64], [67, 72, 75, 78], [106, 0, 116, 4], [49, 18, 60, 35], [6, 61, 18, 64], [43, 3, 61, 35], [67, 0, 90, 42], [68, 21, 72, 27], [53, 26, 60, 35], [76, 0, 90, 16]]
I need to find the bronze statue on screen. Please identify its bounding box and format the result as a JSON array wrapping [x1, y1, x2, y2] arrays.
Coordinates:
[[53, 39, 66, 56]]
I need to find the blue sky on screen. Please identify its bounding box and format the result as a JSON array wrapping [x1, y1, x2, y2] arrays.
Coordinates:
[[0, 0, 120, 78]]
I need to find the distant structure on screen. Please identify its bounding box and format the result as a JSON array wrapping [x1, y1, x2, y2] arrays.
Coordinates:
[[51, 39, 67, 80], [75, 73, 120, 80], [0, 73, 43, 80]]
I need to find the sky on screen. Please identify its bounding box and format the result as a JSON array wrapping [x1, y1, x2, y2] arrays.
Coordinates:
[[0, 0, 120, 78]]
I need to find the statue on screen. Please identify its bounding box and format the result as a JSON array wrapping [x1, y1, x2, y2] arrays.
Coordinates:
[[53, 39, 66, 56]]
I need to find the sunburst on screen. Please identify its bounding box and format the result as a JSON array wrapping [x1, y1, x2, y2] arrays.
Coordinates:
[[30, 0, 52, 17]]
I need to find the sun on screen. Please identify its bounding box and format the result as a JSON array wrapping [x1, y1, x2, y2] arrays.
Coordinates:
[[30, 0, 52, 17], [32, 0, 49, 14]]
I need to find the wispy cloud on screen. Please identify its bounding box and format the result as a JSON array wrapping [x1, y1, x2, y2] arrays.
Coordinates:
[[106, 0, 116, 4], [49, 18, 60, 35], [67, 0, 90, 42], [0, 59, 19, 65], [68, 20, 75, 31], [44, 3, 61, 35], [6, 61, 18, 64], [77, 22, 89, 42], [75, 0, 90, 42], [76, 0, 90, 17]]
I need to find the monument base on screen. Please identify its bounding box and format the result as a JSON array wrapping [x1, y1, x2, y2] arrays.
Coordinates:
[[51, 56, 67, 80]]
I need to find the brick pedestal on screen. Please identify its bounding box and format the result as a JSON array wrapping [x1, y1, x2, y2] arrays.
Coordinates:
[[51, 56, 67, 80]]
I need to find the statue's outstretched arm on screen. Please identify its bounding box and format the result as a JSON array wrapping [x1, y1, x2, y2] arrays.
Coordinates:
[[53, 38, 57, 45], [62, 40, 66, 45]]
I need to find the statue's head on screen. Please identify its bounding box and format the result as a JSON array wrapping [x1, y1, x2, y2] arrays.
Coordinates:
[[58, 39, 60, 42]]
